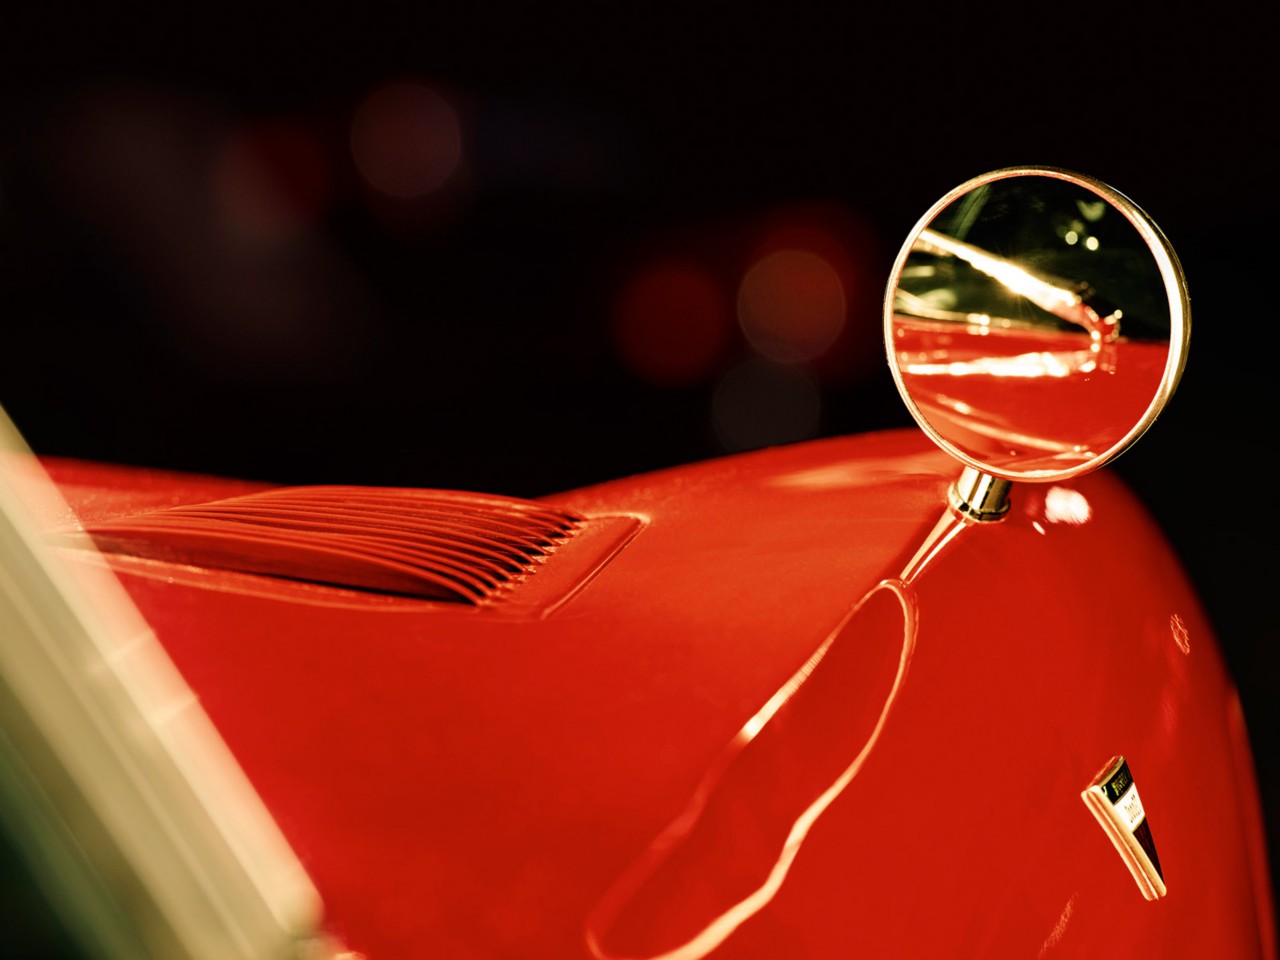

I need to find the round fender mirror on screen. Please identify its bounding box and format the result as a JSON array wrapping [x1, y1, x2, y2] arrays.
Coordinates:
[[884, 167, 1189, 487]]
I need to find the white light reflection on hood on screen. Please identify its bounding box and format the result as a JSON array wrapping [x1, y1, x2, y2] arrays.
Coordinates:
[[1044, 486, 1092, 525]]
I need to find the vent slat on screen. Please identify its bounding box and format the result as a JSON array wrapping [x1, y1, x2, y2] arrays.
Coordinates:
[[100, 520, 510, 591], [85, 527, 490, 602], [180, 504, 572, 552], [166, 510, 543, 573], [253, 487, 579, 527], [80, 486, 583, 604]]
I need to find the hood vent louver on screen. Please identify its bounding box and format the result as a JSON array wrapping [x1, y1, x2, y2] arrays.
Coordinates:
[[73, 486, 594, 606]]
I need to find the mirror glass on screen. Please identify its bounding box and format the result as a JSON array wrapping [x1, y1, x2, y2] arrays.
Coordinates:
[[884, 168, 1189, 481]]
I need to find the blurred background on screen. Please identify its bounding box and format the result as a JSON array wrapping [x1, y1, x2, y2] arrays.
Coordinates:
[[1, 3, 1275, 945]]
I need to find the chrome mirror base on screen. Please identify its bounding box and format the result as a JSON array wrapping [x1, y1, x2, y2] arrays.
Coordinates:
[[949, 466, 1011, 522]]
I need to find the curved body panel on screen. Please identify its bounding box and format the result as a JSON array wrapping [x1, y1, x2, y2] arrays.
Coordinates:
[[40, 430, 1275, 958]]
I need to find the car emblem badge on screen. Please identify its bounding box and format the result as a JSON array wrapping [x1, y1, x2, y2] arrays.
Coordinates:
[[1081, 756, 1167, 899]]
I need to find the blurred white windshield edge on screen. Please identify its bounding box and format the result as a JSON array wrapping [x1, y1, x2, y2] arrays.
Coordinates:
[[0, 405, 334, 960]]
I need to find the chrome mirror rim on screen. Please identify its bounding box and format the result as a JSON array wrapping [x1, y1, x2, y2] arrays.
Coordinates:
[[883, 165, 1191, 483]]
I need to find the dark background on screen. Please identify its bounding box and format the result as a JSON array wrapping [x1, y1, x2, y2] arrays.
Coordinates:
[[2, 3, 1275, 939]]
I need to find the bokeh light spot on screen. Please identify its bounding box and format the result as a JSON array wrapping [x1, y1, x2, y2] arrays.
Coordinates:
[[737, 248, 846, 363], [611, 260, 732, 387], [351, 82, 462, 198], [215, 122, 332, 239], [712, 359, 821, 452]]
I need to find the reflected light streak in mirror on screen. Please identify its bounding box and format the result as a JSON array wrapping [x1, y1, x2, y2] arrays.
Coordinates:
[[913, 228, 1119, 342], [901, 349, 1097, 379], [915, 410, 1089, 460]]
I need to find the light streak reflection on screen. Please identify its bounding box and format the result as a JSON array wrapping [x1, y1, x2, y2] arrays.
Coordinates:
[[901, 350, 1097, 379], [585, 580, 917, 960]]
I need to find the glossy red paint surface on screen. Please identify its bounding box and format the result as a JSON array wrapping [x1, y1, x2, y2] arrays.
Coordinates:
[[41, 430, 1275, 958]]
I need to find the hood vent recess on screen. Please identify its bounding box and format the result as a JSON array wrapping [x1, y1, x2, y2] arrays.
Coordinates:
[[73, 486, 590, 605]]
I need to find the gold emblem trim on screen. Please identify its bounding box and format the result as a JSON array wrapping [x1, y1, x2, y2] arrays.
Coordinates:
[[1081, 756, 1167, 900]]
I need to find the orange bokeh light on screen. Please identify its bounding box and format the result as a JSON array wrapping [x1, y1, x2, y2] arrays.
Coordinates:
[[739, 204, 884, 383], [737, 248, 846, 364]]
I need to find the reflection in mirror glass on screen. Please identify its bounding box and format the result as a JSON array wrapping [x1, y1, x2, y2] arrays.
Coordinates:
[[886, 169, 1187, 480]]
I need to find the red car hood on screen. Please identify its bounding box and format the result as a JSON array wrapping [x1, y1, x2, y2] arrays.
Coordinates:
[[39, 429, 1273, 959]]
